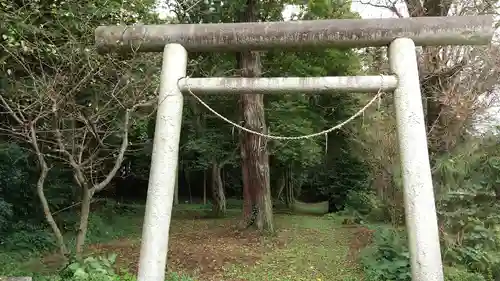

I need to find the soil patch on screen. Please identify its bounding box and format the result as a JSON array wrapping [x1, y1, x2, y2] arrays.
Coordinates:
[[87, 219, 265, 280]]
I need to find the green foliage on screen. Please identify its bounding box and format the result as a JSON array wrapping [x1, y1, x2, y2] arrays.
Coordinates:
[[439, 189, 500, 275], [0, 142, 37, 222], [1, 0, 159, 60], [1, 0, 163, 256], [1, 222, 56, 252], [443, 267, 487, 281], [60, 254, 118, 281], [52, 200, 145, 246], [342, 190, 386, 223], [0, 251, 34, 276], [266, 95, 324, 167], [168, 0, 369, 206], [0, 198, 13, 232], [356, 134, 500, 281], [32, 253, 195, 281], [42, 253, 190, 281], [84, 210, 144, 243], [297, 149, 369, 206], [262, 1, 368, 205], [360, 227, 489, 281], [0, 142, 74, 249], [165, 272, 196, 281], [360, 227, 411, 281], [0, 0, 373, 280], [432, 136, 500, 278]]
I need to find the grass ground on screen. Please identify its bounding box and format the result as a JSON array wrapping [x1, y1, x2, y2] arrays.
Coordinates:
[[1, 201, 371, 281]]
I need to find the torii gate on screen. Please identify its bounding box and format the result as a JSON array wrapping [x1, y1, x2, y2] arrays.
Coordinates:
[[95, 15, 494, 281]]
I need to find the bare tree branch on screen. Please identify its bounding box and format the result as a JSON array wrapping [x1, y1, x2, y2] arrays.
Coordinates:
[[92, 109, 131, 194], [0, 95, 24, 125], [358, 0, 404, 17]]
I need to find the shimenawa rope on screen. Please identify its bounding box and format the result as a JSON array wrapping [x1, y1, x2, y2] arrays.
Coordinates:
[[178, 75, 386, 140]]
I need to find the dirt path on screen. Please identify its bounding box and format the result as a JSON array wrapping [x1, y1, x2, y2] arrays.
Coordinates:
[[87, 219, 266, 280]]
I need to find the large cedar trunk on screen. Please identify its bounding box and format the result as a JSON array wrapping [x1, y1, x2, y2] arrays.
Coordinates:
[[211, 162, 226, 216], [237, 0, 273, 232]]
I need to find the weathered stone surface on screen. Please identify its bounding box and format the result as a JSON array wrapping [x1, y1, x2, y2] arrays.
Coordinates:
[[95, 15, 494, 53]]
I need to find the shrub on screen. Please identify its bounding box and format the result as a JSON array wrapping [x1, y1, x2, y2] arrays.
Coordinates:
[[0, 142, 76, 253], [360, 226, 411, 281], [342, 190, 386, 223], [59, 254, 118, 281], [0, 142, 38, 222], [444, 267, 487, 281], [438, 189, 500, 277], [0, 199, 13, 232], [360, 225, 494, 281], [0, 251, 33, 277], [45, 253, 196, 281], [1, 222, 55, 252]]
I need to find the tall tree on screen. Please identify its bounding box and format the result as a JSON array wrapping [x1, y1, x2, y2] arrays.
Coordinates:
[[349, 0, 500, 231], [0, 0, 160, 256], [166, 0, 365, 229], [237, 0, 274, 231]]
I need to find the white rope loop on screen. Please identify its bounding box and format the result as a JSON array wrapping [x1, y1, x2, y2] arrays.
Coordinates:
[[178, 75, 386, 140]]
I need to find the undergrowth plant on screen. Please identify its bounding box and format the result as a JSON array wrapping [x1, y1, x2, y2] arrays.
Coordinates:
[[353, 137, 500, 281], [31, 253, 195, 281], [438, 189, 500, 279], [341, 190, 387, 223], [360, 226, 488, 281], [360, 227, 411, 281], [59, 254, 118, 281]]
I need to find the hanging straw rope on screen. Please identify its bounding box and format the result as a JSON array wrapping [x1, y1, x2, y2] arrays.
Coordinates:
[[178, 74, 386, 140]]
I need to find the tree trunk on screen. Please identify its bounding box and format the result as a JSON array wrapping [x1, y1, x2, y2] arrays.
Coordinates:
[[211, 162, 226, 216], [30, 123, 68, 257], [404, 1, 452, 156], [37, 161, 68, 257], [285, 166, 294, 208], [185, 169, 192, 203], [188, 91, 206, 206], [276, 170, 286, 201], [75, 186, 91, 258], [237, 0, 273, 232], [221, 167, 225, 192], [203, 170, 207, 205], [174, 165, 179, 206]]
